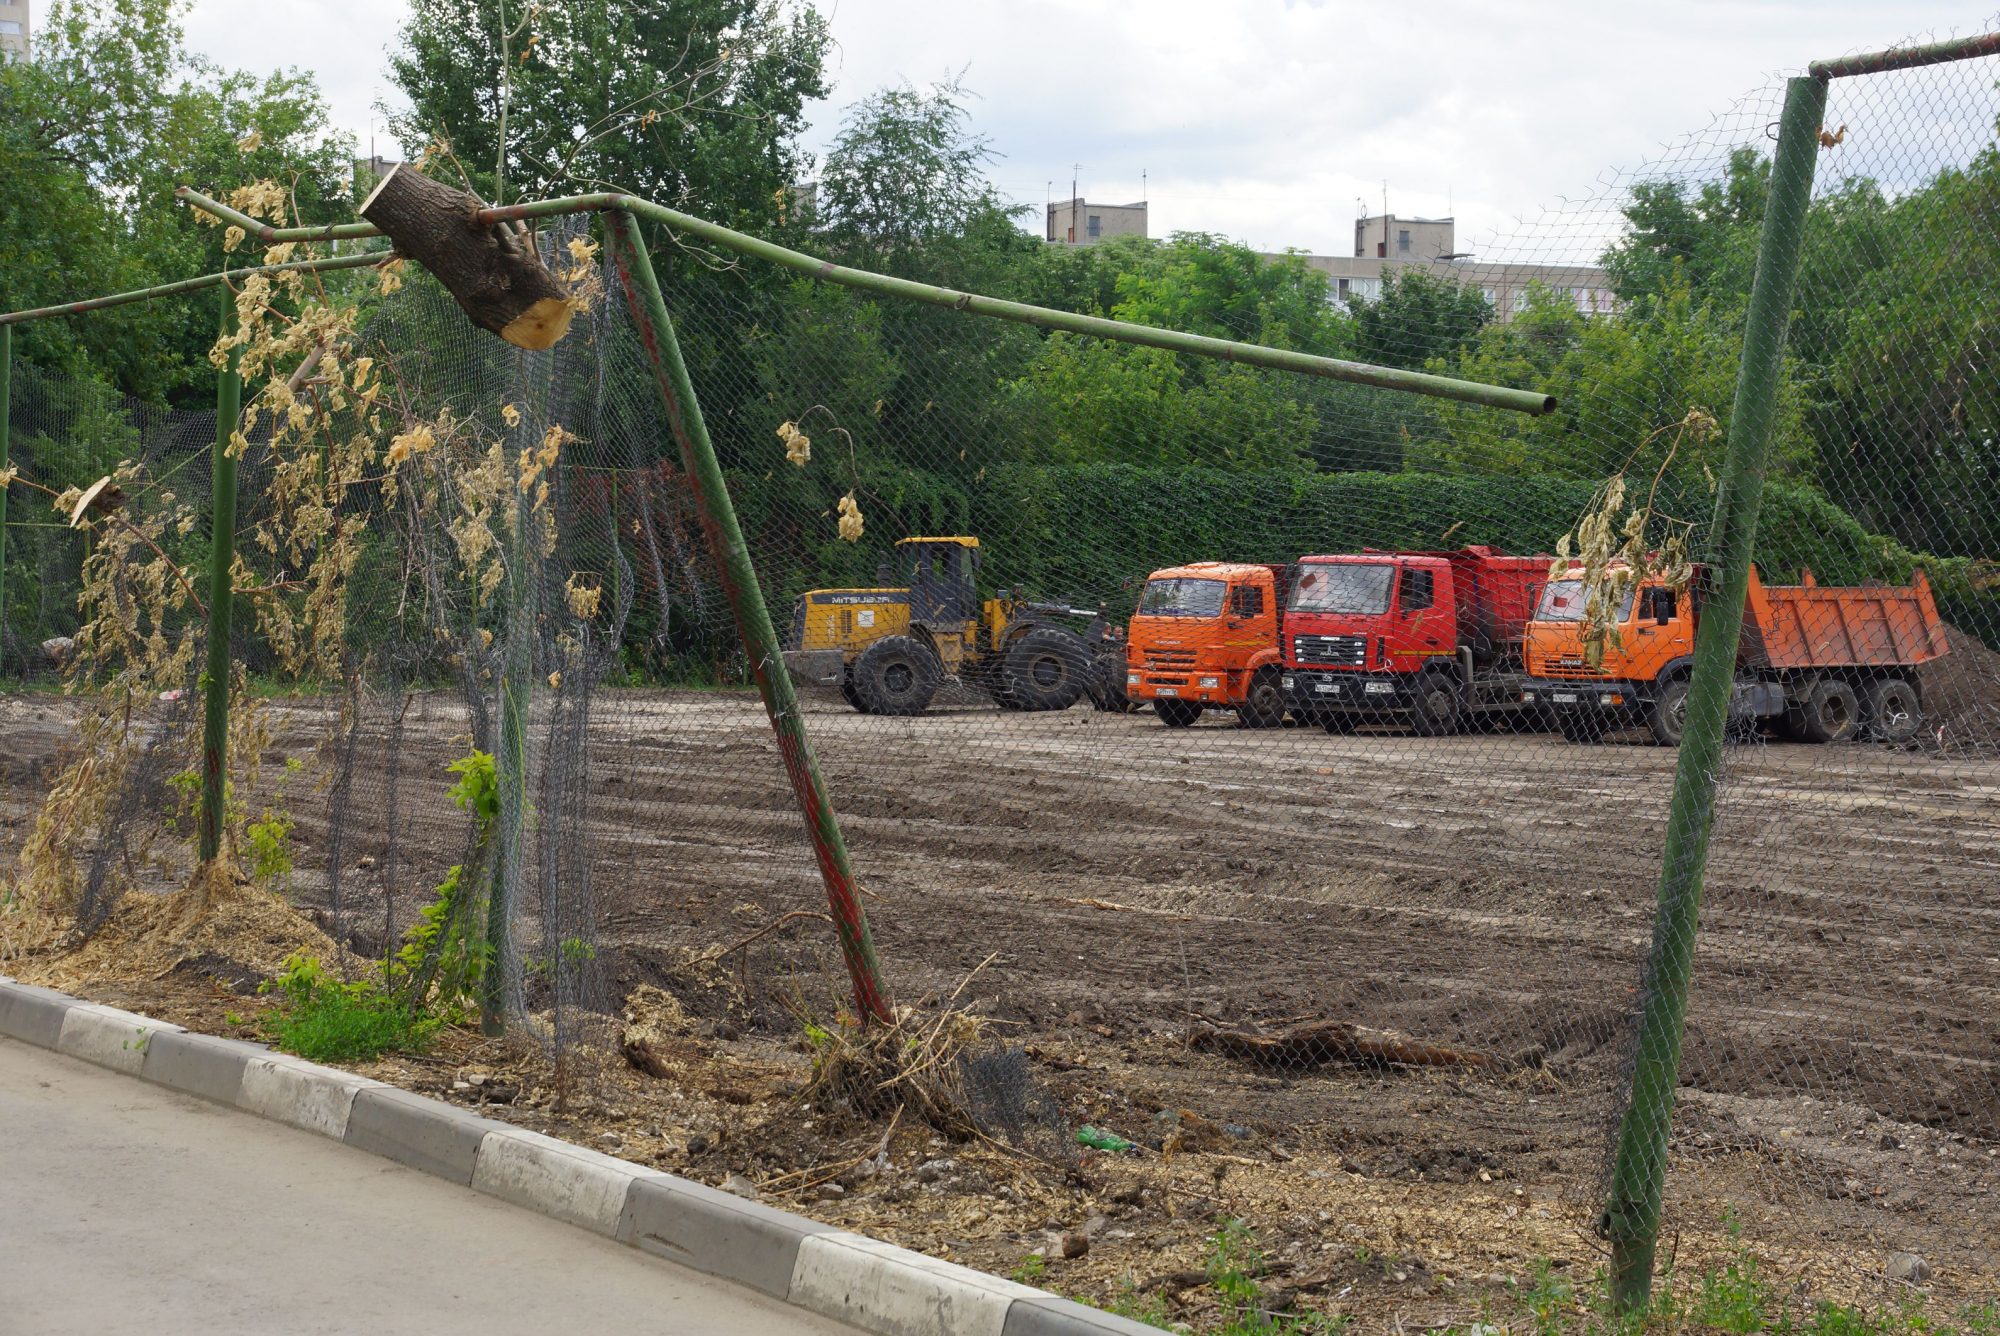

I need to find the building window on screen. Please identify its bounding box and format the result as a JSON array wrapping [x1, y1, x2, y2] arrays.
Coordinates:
[[1087, 214, 1101, 239], [1397, 228, 1411, 254], [1479, 286, 1497, 307], [0, 20, 22, 32], [1347, 277, 1381, 303]]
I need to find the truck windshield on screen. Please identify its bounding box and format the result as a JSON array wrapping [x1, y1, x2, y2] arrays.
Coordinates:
[[1138, 578, 1227, 617], [1536, 579, 1635, 623], [1289, 563, 1393, 615]]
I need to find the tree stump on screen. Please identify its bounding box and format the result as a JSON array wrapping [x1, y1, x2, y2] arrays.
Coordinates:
[[359, 165, 575, 350]]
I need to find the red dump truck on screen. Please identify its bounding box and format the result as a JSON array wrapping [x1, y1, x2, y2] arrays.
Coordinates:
[[1522, 565, 1950, 744], [1280, 546, 1547, 734]]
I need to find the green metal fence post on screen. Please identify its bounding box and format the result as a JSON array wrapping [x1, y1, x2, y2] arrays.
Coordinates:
[[1603, 72, 1828, 1312], [482, 370, 538, 1038], [198, 297, 246, 864], [603, 209, 893, 1025], [1, 324, 12, 668]]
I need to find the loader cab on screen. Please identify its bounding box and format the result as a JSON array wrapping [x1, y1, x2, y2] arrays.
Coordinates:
[[898, 537, 980, 627]]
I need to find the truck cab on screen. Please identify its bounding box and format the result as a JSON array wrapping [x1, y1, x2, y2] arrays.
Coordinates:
[[1125, 562, 1286, 727], [1280, 547, 1545, 735], [1280, 553, 1459, 732], [1521, 571, 1692, 743]]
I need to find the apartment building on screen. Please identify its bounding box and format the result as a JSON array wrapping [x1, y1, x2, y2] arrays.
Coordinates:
[[0, 0, 29, 63], [1277, 213, 1615, 321], [1046, 196, 1148, 246]]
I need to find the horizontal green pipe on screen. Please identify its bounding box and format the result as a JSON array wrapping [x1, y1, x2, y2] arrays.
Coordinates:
[[175, 187, 384, 244], [0, 250, 393, 326], [181, 187, 1556, 416], [1810, 31, 2000, 78]]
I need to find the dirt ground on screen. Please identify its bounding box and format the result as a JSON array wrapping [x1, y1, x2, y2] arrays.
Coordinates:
[[3, 683, 1996, 1329]]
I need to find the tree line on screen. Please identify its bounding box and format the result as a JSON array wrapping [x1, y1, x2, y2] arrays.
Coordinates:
[[2, 0, 1993, 665]]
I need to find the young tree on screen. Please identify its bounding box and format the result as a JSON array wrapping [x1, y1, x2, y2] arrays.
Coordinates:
[[387, 0, 828, 222], [1348, 268, 1491, 371]]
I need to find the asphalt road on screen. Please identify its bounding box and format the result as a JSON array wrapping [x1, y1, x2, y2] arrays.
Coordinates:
[[0, 1036, 860, 1336]]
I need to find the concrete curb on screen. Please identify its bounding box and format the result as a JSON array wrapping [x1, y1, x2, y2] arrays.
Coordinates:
[[0, 976, 1161, 1336]]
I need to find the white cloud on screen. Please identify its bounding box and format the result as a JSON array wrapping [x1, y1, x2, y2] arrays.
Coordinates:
[[181, 0, 2000, 260]]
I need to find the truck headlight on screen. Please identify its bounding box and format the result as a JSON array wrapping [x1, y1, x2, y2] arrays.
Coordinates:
[[1126, 672, 1141, 686], [1600, 694, 1624, 707], [1199, 676, 1220, 689], [1521, 690, 1536, 703], [1281, 675, 1294, 691]]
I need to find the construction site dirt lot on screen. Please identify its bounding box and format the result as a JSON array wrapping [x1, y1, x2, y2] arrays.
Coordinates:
[[3, 686, 1996, 1329]]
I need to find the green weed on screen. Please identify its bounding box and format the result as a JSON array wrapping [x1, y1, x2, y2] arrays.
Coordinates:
[[262, 951, 438, 1062]]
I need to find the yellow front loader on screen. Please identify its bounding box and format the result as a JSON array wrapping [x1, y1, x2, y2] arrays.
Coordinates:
[[783, 537, 1126, 716]]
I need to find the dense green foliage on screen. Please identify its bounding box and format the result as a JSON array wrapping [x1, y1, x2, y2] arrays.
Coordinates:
[[3, 14, 1994, 663], [0, 0, 352, 403]]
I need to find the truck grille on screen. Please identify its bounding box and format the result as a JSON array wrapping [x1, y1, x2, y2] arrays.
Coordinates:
[[1536, 655, 1600, 679], [1144, 649, 1197, 670], [1292, 634, 1365, 667]]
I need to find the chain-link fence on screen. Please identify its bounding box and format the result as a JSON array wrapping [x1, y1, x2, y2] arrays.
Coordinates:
[[3, 30, 1997, 1331]]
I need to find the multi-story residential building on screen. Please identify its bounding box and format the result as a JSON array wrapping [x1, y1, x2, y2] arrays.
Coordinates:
[[1046, 196, 1148, 246], [1276, 213, 1615, 322], [0, 0, 30, 63]]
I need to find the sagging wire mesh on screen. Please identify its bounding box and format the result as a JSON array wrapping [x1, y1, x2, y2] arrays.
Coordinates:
[[1, 31, 1997, 1329]]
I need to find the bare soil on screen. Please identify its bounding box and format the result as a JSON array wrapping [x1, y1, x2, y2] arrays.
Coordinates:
[[3, 685, 1996, 1329]]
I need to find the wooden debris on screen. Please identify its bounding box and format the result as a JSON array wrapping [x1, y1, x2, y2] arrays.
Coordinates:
[[1188, 1019, 1502, 1071]]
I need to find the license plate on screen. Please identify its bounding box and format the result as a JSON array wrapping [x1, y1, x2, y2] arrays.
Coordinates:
[[1155, 687, 1179, 697], [1314, 683, 1342, 694], [1553, 692, 1578, 704]]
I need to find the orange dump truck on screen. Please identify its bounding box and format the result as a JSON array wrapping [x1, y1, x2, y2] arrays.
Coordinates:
[[1125, 562, 1288, 727], [1523, 565, 1949, 744]]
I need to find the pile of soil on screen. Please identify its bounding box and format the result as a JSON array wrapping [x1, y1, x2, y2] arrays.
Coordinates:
[[1921, 624, 2000, 750]]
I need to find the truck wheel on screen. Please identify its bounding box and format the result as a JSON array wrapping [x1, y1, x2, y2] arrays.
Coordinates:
[[1407, 674, 1463, 737], [1237, 668, 1286, 728], [852, 635, 940, 716], [1646, 678, 1690, 746], [1001, 629, 1088, 711], [1557, 711, 1606, 744], [1795, 677, 1860, 743], [839, 667, 873, 714], [1865, 677, 1922, 744], [1154, 698, 1203, 728]]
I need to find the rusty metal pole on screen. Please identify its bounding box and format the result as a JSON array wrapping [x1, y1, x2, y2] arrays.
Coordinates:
[[603, 209, 892, 1025]]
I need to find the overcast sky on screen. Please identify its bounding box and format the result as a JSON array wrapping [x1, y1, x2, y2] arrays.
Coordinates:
[[183, 1, 2000, 260]]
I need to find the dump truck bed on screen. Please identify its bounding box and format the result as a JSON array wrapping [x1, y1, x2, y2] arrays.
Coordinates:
[[1746, 568, 1949, 671]]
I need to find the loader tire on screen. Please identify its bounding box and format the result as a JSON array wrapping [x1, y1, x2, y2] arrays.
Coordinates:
[[1792, 677, 1859, 744], [840, 668, 872, 714], [1001, 629, 1089, 711], [1154, 697, 1203, 728], [1865, 676, 1921, 744], [1236, 667, 1286, 728], [852, 636, 940, 716], [1086, 652, 1134, 712]]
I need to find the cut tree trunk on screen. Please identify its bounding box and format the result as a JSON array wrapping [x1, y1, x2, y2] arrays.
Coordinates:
[[1188, 1019, 1504, 1071], [359, 165, 574, 350]]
